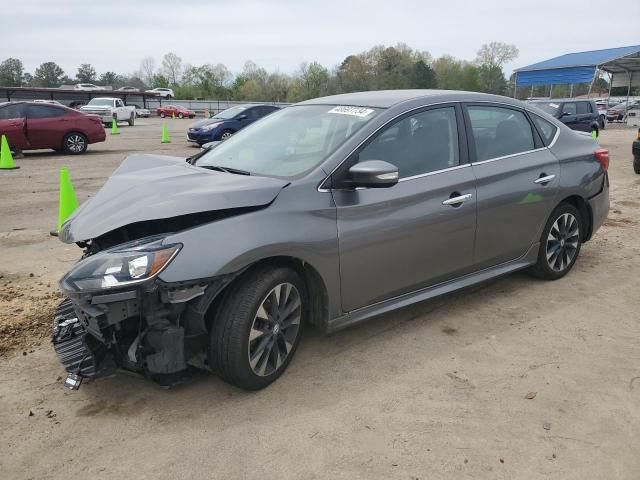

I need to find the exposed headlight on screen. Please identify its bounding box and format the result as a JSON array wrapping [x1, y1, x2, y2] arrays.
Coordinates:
[[60, 238, 181, 292], [200, 122, 222, 131]]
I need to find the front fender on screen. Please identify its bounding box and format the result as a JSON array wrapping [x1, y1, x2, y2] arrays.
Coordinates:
[[158, 181, 342, 318]]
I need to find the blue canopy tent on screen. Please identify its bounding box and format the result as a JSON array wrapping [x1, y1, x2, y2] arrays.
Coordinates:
[[514, 45, 640, 104]]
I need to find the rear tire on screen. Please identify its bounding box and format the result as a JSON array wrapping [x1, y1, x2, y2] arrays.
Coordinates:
[[634, 156, 640, 174], [128, 113, 135, 126], [208, 266, 305, 390], [528, 203, 582, 280], [220, 129, 233, 141], [62, 132, 88, 155], [178, 113, 184, 119]]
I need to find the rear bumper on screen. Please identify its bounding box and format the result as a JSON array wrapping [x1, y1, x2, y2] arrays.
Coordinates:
[[588, 174, 609, 239]]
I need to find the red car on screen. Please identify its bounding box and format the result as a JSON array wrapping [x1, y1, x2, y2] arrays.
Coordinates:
[[0, 101, 105, 155], [156, 105, 196, 119]]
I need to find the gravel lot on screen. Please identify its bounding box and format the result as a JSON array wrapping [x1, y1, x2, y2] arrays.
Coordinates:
[[1, 118, 639, 479]]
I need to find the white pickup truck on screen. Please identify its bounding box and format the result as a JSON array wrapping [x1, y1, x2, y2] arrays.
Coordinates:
[[80, 98, 136, 126]]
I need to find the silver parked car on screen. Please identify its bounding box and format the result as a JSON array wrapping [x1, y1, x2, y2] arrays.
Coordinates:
[[53, 90, 609, 390]]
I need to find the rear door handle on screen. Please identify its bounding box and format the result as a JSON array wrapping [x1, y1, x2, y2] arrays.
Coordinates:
[[534, 174, 556, 185], [442, 193, 473, 206]]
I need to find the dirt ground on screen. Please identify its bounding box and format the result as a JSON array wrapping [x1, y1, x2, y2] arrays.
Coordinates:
[[0, 118, 639, 480]]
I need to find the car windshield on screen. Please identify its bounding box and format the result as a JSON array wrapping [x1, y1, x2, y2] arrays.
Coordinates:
[[87, 99, 113, 106], [196, 104, 380, 177], [531, 102, 561, 115], [214, 106, 248, 119]]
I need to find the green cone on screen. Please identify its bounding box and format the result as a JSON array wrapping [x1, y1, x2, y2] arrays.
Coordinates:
[[57, 167, 79, 231]]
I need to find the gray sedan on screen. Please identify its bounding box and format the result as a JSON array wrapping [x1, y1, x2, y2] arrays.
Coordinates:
[[53, 90, 609, 391]]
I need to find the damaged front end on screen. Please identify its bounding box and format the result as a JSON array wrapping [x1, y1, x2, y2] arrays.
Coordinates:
[[52, 235, 235, 389]]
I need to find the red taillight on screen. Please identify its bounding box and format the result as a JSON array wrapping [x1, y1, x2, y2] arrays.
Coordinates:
[[594, 149, 609, 171]]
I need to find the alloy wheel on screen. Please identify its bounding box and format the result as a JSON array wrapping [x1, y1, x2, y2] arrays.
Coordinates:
[[546, 213, 579, 272], [221, 131, 233, 140], [66, 134, 86, 153], [247, 282, 301, 377]]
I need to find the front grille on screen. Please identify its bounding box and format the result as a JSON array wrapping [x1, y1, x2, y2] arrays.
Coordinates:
[[82, 110, 109, 116], [52, 299, 106, 377]]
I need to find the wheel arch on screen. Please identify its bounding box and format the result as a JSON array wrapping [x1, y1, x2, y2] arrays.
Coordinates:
[[204, 255, 330, 333], [557, 194, 592, 241]]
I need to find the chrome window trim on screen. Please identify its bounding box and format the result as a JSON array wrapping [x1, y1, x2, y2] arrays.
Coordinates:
[[470, 147, 547, 166], [398, 163, 470, 182], [546, 124, 561, 148]]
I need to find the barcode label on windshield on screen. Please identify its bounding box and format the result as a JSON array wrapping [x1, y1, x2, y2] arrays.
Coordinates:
[[328, 106, 374, 117]]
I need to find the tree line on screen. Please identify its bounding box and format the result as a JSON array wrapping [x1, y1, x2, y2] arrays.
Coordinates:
[[2, 42, 575, 102]]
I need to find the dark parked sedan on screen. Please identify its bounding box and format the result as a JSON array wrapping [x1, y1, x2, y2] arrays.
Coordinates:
[[0, 101, 105, 154], [53, 90, 609, 391], [187, 104, 279, 144]]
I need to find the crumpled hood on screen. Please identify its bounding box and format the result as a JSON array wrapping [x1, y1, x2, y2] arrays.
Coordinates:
[[60, 154, 289, 243]]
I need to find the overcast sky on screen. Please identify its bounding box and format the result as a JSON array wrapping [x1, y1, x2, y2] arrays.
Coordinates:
[[4, 0, 639, 78]]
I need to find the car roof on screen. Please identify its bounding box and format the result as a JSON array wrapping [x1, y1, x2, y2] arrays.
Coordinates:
[[296, 89, 524, 109], [0, 101, 74, 111], [531, 98, 594, 103]]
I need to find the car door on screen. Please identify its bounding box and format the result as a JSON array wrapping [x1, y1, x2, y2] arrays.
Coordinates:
[[114, 99, 125, 120], [575, 102, 593, 131], [331, 104, 477, 312], [26, 104, 68, 148], [560, 102, 579, 130], [0, 103, 29, 149], [238, 108, 259, 129], [464, 103, 559, 270]]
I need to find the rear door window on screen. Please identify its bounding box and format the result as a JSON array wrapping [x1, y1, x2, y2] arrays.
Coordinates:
[[576, 102, 591, 114], [530, 114, 558, 146], [27, 105, 66, 119], [466, 105, 535, 161]]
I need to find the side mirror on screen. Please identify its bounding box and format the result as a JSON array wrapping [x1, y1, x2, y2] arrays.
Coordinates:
[[348, 160, 399, 188]]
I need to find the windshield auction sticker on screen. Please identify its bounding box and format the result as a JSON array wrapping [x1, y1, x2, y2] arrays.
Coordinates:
[[328, 106, 374, 117]]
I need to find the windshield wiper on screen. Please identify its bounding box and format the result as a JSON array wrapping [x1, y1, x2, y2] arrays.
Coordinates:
[[198, 165, 251, 175]]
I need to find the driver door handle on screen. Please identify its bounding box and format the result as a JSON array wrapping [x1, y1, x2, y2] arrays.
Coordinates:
[[442, 193, 473, 206], [534, 174, 556, 185]]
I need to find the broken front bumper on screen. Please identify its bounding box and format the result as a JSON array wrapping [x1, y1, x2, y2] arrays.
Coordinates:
[[52, 276, 235, 387]]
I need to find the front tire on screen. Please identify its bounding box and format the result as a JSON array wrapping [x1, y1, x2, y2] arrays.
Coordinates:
[[209, 266, 305, 390], [178, 113, 184, 119], [220, 129, 233, 141], [529, 203, 582, 280], [62, 132, 88, 155], [160, 112, 166, 118]]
